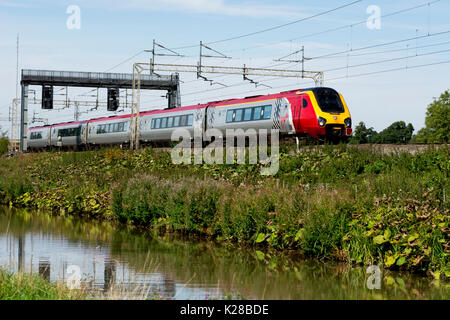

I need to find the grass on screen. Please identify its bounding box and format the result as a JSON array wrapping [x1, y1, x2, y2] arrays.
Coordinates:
[[0, 268, 87, 300], [0, 144, 448, 278]]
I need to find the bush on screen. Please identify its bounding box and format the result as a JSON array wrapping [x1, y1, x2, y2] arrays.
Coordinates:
[[0, 137, 8, 156]]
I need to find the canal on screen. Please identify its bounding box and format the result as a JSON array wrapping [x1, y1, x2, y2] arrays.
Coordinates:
[[0, 207, 447, 299]]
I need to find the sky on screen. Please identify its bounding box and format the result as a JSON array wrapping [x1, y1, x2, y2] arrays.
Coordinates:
[[0, 0, 449, 136]]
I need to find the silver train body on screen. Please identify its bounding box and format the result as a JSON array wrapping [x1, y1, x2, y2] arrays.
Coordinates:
[[26, 93, 296, 151]]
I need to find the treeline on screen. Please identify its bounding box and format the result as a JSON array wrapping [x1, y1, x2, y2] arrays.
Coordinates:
[[350, 90, 449, 144]]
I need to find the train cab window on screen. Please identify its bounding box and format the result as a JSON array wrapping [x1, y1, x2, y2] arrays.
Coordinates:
[[161, 117, 168, 128], [244, 108, 252, 121], [168, 117, 173, 128], [235, 109, 243, 122], [263, 105, 272, 119], [155, 118, 161, 129], [187, 114, 193, 126], [253, 107, 262, 120], [303, 98, 308, 108]]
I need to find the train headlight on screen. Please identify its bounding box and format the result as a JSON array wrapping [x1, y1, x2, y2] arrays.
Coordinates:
[[344, 117, 352, 128], [317, 117, 327, 127]]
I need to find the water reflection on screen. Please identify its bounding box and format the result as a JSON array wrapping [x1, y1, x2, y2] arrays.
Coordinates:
[[104, 259, 116, 292], [18, 235, 24, 272], [0, 207, 448, 300], [38, 259, 50, 281]]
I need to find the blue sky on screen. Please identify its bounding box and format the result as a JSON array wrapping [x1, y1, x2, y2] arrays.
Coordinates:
[[1, 0, 449, 135]]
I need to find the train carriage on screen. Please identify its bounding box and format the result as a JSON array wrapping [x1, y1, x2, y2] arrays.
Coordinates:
[[87, 115, 132, 147], [206, 95, 295, 135], [49, 121, 86, 149], [139, 106, 206, 143], [27, 126, 51, 150]]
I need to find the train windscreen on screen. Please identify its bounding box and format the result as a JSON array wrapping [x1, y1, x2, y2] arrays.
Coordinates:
[[313, 88, 345, 114]]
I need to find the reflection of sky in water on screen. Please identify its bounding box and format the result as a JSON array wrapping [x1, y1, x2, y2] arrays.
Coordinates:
[[0, 231, 220, 300]]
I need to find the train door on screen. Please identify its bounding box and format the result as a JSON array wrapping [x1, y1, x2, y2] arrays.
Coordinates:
[[46, 127, 51, 147], [292, 96, 302, 133]]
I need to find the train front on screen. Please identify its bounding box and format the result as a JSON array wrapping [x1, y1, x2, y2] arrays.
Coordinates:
[[297, 87, 352, 143]]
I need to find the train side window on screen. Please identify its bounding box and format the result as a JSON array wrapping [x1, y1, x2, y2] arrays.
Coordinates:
[[187, 114, 193, 126], [235, 109, 243, 122], [161, 117, 167, 128], [243, 108, 252, 121], [180, 115, 187, 127], [263, 105, 272, 119], [226, 110, 234, 123], [118, 122, 124, 132], [113, 123, 119, 132], [253, 107, 262, 120], [174, 116, 180, 127], [155, 118, 161, 129], [303, 98, 308, 108], [168, 117, 173, 128], [151, 119, 155, 129]]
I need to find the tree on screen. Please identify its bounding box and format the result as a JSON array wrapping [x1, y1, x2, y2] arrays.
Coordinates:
[[0, 127, 8, 156], [415, 90, 450, 143], [349, 121, 378, 144], [350, 121, 414, 144], [376, 121, 414, 144]]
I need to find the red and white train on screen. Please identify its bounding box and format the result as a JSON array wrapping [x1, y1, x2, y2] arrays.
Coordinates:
[[27, 87, 352, 150]]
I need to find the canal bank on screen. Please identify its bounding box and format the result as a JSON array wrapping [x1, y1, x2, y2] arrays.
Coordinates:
[[0, 145, 448, 279]]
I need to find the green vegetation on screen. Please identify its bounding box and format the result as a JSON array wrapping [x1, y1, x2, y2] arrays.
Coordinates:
[[0, 127, 8, 156], [351, 89, 450, 144], [350, 121, 414, 144], [0, 269, 87, 300], [415, 90, 450, 143], [0, 145, 448, 278]]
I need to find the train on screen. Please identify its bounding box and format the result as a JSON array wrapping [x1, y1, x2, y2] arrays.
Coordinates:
[[26, 87, 352, 151]]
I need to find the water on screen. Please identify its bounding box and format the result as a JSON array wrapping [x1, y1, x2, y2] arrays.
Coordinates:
[[0, 207, 448, 300]]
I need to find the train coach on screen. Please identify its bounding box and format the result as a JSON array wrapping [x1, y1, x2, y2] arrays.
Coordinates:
[[26, 87, 352, 151]]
